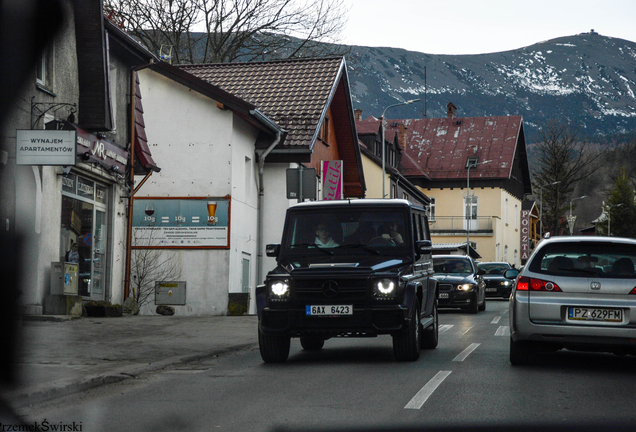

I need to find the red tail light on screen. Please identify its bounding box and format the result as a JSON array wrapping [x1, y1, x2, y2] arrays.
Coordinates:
[[629, 287, 636, 295], [516, 276, 562, 292]]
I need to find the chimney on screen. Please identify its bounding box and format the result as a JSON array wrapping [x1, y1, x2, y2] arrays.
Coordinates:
[[397, 124, 407, 149], [447, 102, 457, 119], [354, 109, 362, 121]]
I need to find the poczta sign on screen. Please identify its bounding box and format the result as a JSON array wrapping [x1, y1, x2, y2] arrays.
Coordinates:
[[520, 210, 530, 260]]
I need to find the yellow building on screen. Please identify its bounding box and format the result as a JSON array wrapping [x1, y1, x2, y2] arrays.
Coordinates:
[[358, 108, 532, 266]]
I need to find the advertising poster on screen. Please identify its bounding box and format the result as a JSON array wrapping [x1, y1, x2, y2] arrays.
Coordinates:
[[132, 197, 230, 248], [322, 160, 343, 200]]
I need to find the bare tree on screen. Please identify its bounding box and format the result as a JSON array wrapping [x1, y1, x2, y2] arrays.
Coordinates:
[[130, 229, 182, 308], [104, 0, 350, 64], [532, 120, 603, 235]]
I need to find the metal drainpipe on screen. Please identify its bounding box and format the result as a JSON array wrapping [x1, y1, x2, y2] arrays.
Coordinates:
[[250, 110, 284, 285]]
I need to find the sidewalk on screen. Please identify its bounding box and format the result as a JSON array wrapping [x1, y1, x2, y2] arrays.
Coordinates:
[[2, 314, 259, 408]]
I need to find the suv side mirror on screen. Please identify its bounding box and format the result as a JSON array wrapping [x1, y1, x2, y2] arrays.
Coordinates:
[[477, 268, 486, 276], [416, 240, 432, 254], [266, 244, 280, 257]]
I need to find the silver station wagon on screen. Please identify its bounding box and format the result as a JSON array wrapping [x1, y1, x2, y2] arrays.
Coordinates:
[[507, 236, 636, 365]]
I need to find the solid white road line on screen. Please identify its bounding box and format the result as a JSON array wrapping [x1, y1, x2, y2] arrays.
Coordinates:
[[495, 326, 510, 336], [453, 342, 481, 361], [491, 316, 502, 324], [404, 370, 453, 409]]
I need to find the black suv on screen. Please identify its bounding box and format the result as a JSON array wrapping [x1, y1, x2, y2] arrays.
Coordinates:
[[256, 199, 438, 362]]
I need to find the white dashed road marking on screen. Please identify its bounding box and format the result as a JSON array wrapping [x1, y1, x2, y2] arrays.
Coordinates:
[[491, 316, 502, 324], [453, 342, 481, 361], [438, 324, 454, 334], [495, 326, 510, 336], [461, 326, 474, 336], [404, 371, 452, 409]]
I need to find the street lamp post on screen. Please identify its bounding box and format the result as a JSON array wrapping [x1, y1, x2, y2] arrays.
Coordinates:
[[465, 159, 491, 256], [607, 203, 623, 236], [538, 181, 561, 236], [381, 99, 420, 198], [568, 195, 587, 235]]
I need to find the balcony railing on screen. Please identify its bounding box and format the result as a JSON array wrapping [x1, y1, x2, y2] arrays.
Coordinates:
[[429, 216, 493, 234]]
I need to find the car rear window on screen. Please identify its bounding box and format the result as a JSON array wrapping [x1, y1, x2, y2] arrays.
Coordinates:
[[528, 242, 636, 278]]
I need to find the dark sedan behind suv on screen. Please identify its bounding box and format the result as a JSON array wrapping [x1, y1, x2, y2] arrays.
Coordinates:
[[477, 261, 514, 299], [433, 255, 486, 313]]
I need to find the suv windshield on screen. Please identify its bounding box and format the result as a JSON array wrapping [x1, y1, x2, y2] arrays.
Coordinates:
[[433, 257, 474, 275], [283, 209, 408, 254], [529, 241, 636, 278]]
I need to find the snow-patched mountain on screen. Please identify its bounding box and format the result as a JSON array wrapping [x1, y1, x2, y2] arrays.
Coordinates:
[[347, 31, 636, 142]]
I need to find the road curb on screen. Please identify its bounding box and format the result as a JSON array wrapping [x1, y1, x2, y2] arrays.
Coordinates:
[[7, 342, 255, 408]]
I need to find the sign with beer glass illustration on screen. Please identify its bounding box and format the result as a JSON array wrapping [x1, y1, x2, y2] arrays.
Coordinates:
[[132, 197, 230, 248]]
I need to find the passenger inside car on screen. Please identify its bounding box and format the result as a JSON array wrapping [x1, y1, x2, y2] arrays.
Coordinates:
[[610, 258, 635, 276], [547, 256, 574, 273]]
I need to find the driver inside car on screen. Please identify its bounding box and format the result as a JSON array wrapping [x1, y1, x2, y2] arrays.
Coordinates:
[[380, 222, 404, 245], [314, 223, 339, 248]]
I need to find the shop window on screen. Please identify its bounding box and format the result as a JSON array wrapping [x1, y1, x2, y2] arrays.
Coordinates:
[[61, 174, 108, 300]]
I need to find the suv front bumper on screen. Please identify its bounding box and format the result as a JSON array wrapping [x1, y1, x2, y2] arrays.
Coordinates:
[[260, 305, 410, 337]]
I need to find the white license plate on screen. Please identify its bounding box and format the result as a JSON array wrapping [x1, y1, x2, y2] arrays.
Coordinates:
[[567, 307, 623, 323], [485, 288, 498, 292], [306, 305, 352, 316], [439, 293, 449, 299]]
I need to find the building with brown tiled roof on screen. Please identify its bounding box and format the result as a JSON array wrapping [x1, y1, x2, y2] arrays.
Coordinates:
[[132, 57, 365, 315], [181, 57, 365, 198], [355, 110, 430, 206], [357, 111, 532, 265]]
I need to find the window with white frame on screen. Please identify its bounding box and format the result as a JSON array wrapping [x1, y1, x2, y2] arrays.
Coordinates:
[[428, 197, 436, 221], [36, 44, 53, 89], [505, 198, 509, 225]]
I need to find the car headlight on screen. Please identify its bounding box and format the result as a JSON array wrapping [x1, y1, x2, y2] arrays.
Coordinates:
[[372, 278, 398, 298], [501, 281, 511, 286], [457, 283, 476, 291], [268, 279, 290, 298]]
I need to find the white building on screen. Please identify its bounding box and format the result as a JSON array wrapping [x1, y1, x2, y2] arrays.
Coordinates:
[[134, 58, 365, 315]]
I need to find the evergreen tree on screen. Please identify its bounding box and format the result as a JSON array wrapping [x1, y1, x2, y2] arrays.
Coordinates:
[[604, 167, 636, 238]]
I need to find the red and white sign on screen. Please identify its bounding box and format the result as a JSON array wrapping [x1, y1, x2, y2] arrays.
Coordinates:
[[322, 160, 343, 200]]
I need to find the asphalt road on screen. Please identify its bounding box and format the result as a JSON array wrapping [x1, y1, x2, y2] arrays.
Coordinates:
[[17, 300, 636, 432]]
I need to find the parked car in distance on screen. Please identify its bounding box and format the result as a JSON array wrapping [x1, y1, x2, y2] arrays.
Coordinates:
[[257, 199, 438, 363], [477, 261, 514, 299], [506, 236, 636, 365], [433, 255, 486, 313]]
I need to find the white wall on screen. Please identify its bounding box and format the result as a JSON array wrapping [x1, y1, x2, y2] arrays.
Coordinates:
[[136, 69, 261, 315]]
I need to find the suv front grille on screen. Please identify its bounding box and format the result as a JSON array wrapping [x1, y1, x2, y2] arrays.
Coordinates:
[[294, 278, 368, 300]]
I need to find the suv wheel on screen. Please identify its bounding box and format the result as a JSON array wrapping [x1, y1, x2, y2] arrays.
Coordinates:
[[509, 337, 533, 365], [300, 337, 324, 351], [421, 300, 438, 349], [258, 327, 290, 363], [393, 299, 421, 361]]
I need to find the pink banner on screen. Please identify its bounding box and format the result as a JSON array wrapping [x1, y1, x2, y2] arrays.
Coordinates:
[[322, 160, 343, 200]]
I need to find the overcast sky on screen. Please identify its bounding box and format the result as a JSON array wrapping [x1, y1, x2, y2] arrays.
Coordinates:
[[341, 0, 636, 55]]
